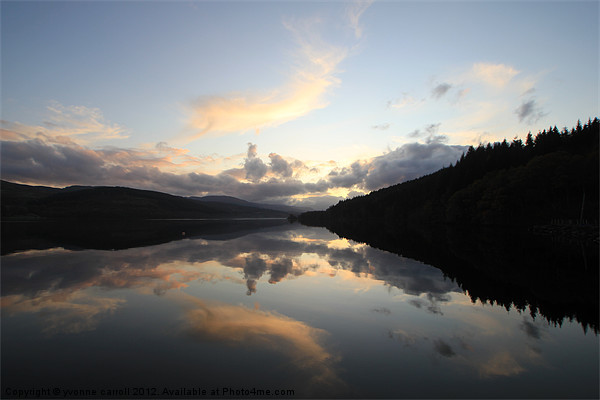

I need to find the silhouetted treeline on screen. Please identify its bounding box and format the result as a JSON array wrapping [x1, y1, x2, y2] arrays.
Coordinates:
[[299, 119, 599, 334], [301, 118, 599, 228]]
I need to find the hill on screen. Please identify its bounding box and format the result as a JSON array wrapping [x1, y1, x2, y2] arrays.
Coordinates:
[[300, 118, 599, 230], [192, 195, 310, 214], [0, 181, 290, 220]]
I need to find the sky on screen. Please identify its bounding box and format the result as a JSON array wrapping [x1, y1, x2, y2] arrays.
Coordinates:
[[1, 0, 598, 209]]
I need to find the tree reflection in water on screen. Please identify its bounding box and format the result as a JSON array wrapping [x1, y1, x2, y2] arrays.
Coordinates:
[[1, 220, 598, 398]]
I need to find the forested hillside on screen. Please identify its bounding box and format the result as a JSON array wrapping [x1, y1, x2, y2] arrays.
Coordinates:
[[301, 118, 599, 228], [0, 181, 289, 220]]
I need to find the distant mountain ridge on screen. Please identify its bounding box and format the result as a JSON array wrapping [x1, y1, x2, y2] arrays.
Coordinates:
[[0, 181, 293, 220], [191, 195, 311, 214]]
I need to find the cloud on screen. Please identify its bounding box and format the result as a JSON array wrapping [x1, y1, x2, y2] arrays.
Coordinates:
[[479, 352, 525, 377], [361, 141, 467, 191], [514, 98, 546, 124], [287, 194, 344, 211], [269, 152, 294, 178], [14, 225, 561, 390], [243, 254, 268, 295], [328, 160, 369, 188], [5, 230, 547, 390], [387, 93, 422, 109], [1, 138, 107, 183], [180, 295, 342, 389], [0, 133, 466, 207], [2, 221, 460, 305], [2, 292, 124, 335], [520, 319, 542, 340], [522, 87, 536, 96], [433, 339, 456, 358], [372, 123, 390, 130], [472, 63, 520, 88], [268, 258, 299, 284], [1, 117, 214, 171], [432, 83, 452, 99], [2, 116, 465, 208], [456, 88, 471, 100], [0, 244, 233, 303], [185, 15, 348, 140], [395, 61, 546, 146], [407, 299, 424, 310], [44, 101, 129, 140], [1, 138, 209, 192], [0, 102, 129, 145], [408, 123, 446, 143], [4, 238, 347, 391], [0, 137, 327, 202], [408, 293, 451, 315], [244, 143, 268, 182], [371, 307, 391, 315], [388, 329, 418, 347], [345, 0, 374, 39]]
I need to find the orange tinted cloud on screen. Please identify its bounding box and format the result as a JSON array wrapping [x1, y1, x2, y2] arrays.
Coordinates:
[[1, 292, 124, 335], [479, 352, 526, 377], [178, 294, 343, 389], [471, 63, 520, 89], [1, 102, 129, 145], [185, 17, 347, 140]]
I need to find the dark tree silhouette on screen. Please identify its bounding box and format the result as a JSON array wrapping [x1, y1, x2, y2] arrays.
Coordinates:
[[301, 118, 599, 228], [299, 118, 599, 334]]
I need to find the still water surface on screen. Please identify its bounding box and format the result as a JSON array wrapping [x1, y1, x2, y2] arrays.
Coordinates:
[[2, 221, 598, 398]]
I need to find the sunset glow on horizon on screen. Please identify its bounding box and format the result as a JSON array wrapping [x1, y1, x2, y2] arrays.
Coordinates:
[[1, 1, 597, 209]]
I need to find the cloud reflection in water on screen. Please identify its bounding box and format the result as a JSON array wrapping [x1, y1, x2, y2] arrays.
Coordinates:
[[174, 293, 344, 392], [2, 225, 597, 398]]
